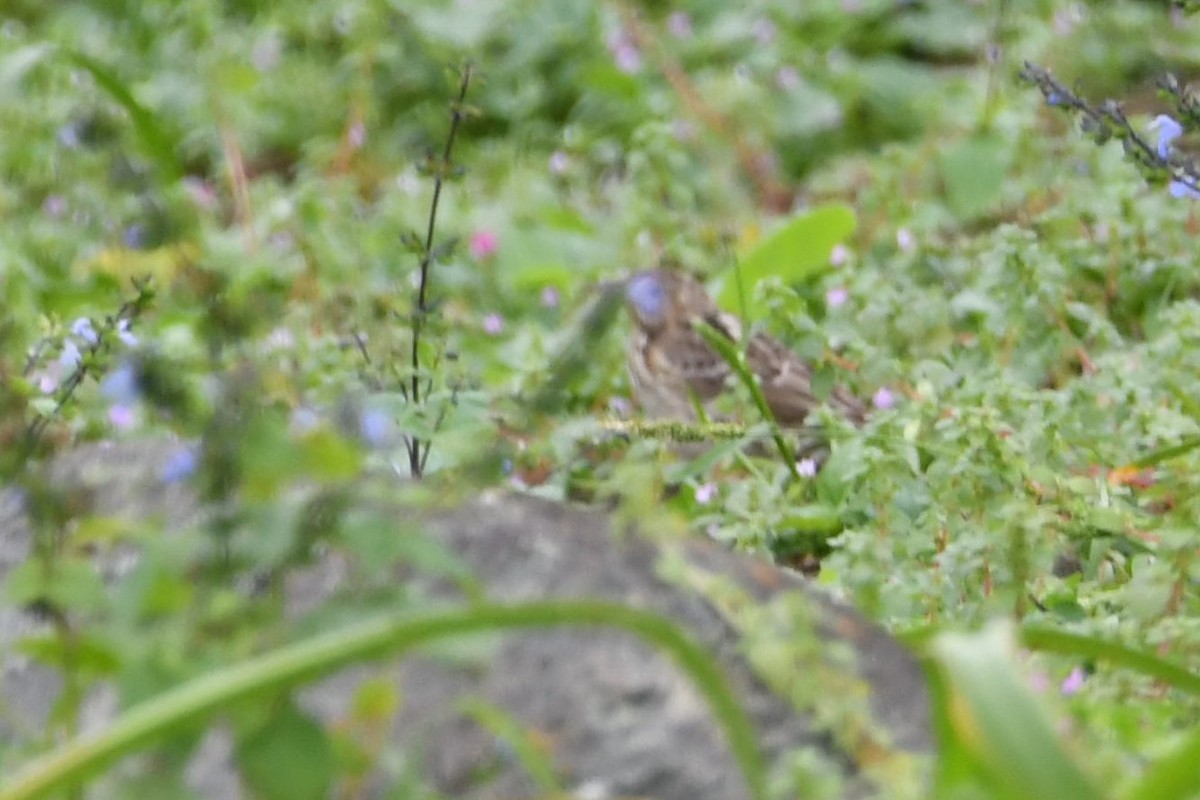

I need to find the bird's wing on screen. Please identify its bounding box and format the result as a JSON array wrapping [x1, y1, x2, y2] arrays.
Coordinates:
[[745, 332, 821, 426], [666, 323, 732, 401]]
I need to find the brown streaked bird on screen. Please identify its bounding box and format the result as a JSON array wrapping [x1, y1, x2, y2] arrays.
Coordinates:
[[624, 269, 866, 433]]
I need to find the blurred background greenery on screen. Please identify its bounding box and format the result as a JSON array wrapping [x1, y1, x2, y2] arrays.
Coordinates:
[[5, 1, 1200, 798]]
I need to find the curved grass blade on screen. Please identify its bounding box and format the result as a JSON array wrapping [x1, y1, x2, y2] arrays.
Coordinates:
[[62, 50, 183, 182], [0, 601, 766, 800]]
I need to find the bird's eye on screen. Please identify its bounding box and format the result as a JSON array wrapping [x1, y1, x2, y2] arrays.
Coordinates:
[[627, 274, 666, 320]]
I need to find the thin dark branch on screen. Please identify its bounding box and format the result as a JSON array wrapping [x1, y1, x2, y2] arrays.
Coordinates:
[[1020, 62, 1200, 197], [406, 63, 474, 477]]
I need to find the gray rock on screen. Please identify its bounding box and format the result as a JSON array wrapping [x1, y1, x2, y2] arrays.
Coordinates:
[[0, 440, 932, 799]]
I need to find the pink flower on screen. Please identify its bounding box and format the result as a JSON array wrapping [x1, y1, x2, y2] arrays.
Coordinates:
[[608, 397, 632, 417], [829, 243, 850, 267], [775, 66, 800, 91], [694, 482, 717, 504], [483, 313, 505, 335], [667, 12, 692, 38], [1060, 667, 1086, 696], [108, 403, 137, 430], [753, 18, 776, 44], [826, 287, 848, 308], [797, 458, 818, 478], [896, 228, 915, 252], [872, 387, 896, 410], [606, 30, 641, 74], [469, 230, 498, 260]]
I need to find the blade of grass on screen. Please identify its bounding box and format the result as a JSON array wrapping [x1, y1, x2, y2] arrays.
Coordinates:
[[0, 601, 766, 800], [931, 622, 1102, 800], [693, 320, 800, 478], [1020, 626, 1200, 695], [62, 50, 183, 182]]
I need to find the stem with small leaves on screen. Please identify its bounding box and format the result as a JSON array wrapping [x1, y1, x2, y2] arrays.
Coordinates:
[[405, 64, 473, 478]]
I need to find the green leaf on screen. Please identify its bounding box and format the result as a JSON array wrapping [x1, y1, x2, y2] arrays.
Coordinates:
[[1126, 723, 1200, 800], [4, 559, 107, 612], [779, 504, 842, 533], [930, 622, 1102, 800], [937, 135, 1009, 221], [62, 50, 183, 183], [235, 703, 335, 800], [719, 204, 857, 317], [459, 699, 564, 793]]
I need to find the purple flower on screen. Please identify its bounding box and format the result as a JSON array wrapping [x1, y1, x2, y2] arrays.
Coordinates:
[[826, 287, 848, 309], [667, 12, 692, 38], [796, 458, 818, 478], [347, 120, 366, 149], [548, 150, 570, 175], [469, 230, 498, 260], [108, 403, 137, 430], [183, 177, 219, 211], [123, 223, 148, 250], [1046, 92, 1063, 107], [483, 313, 505, 335], [752, 18, 776, 45], [694, 482, 717, 504], [775, 66, 800, 91], [608, 396, 632, 417], [1151, 114, 1184, 159], [606, 30, 642, 74], [1060, 666, 1086, 696], [829, 244, 850, 267], [896, 228, 915, 252], [42, 195, 67, 219], [872, 387, 896, 410], [162, 447, 199, 483], [540, 286, 560, 309]]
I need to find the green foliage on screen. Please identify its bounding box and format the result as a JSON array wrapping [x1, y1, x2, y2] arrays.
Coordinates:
[[3, 0, 1200, 798]]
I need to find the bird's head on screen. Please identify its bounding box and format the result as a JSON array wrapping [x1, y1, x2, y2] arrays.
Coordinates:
[[625, 269, 713, 333]]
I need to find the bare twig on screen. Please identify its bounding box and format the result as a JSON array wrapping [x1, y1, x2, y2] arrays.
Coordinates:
[[406, 64, 474, 477]]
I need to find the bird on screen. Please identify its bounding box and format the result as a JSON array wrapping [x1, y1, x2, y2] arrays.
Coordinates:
[[624, 269, 866, 437]]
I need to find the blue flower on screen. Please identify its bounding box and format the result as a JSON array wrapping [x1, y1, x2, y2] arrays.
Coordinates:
[[162, 446, 199, 483], [359, 408, 393, 448], [1169, 180, 1200, 200], [1046, 92, 1063, 107], [100, 360, 140, 404], [70, 317, 98, 345], [1152, 114, 1185, 159]]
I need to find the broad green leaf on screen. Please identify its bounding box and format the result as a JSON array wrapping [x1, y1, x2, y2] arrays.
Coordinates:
[[931, 622, 1102, 800], [1126, 723, 1200, 800], [236, 703, 335, 800], [720, 204, 857, 318], [938, 135, 1009, 221]]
